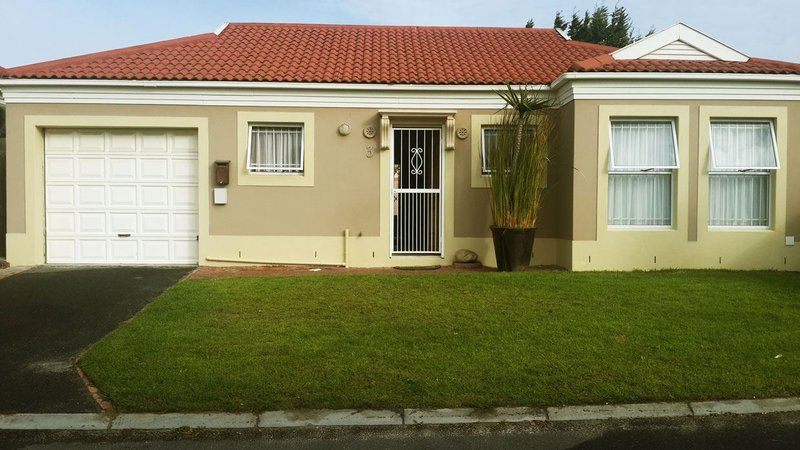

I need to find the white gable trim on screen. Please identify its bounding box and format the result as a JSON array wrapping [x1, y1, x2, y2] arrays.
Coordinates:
[[612, 23, 749, 62]]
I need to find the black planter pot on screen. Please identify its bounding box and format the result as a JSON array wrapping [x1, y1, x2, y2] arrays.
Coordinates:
[[490, 226, 536, 272]]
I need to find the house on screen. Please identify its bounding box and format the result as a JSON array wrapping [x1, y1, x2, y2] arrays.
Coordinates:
[[0, 22, 798, 271]]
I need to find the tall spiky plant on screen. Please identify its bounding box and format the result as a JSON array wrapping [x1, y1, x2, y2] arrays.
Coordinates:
[[487, 86, 557, 229]]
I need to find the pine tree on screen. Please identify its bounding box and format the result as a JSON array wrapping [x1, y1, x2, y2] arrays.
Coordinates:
[[567, 12, 583, 39], [525, 18, 535, 28], [553, 11, 568, 31], [607, 5, 634, 47], [546, 3, 648, 47], [587, 5, 610, 44]]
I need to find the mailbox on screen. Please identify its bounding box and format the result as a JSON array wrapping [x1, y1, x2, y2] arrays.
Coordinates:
[[214, 160, 230, 186]]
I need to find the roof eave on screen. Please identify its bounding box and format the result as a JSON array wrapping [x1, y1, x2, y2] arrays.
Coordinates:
[[0, 78, 550, 91], [551, 71, 800, 89]]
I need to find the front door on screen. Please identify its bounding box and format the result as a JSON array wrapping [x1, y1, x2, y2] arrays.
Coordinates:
[[391, 127, 443, 255]]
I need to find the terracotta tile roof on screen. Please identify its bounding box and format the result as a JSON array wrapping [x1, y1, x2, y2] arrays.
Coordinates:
[[3, 23, 615, 85], [5, 23, 798, 85], [570, 55, 800, 75]]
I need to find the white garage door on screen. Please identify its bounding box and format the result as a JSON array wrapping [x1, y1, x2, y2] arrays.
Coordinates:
[[45, 129, 199, 264]]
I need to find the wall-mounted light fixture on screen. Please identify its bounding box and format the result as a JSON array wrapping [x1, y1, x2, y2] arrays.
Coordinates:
[[338, 123, 351, 136]]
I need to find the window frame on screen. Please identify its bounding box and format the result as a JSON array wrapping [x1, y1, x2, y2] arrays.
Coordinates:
[[480, 125, 498, 175], [245, 122, 305, 175], [707, 171, 772, 230], [607, 171, 675, 229], [708, 119, 780, 172], [608, 118, 680, 171], [607, 118, 678, 229], [707, 119, 777, 230]]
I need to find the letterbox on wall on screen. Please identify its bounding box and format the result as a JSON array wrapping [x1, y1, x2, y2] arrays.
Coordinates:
[[214, 160, 230, 186]]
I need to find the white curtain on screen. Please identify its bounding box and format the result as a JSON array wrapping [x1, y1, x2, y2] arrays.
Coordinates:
[[609, 174, 672, 226], [710, 122, 777, 169], [611, 121, 677, 168], [481, 127, 497, 174], [608, 121, 675, 226], [709, 174, 770, 227], [249, 125, 303, 172]]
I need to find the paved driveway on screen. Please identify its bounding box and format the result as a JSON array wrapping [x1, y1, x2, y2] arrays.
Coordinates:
[[0, 266, 193, 413]]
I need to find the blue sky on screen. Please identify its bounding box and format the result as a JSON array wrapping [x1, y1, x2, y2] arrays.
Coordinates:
[[1, 0, 798, 68]]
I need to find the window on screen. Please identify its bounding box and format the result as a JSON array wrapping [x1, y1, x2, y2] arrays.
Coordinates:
[[708, 121, 778, 227], [608, 120, 678, 227], [480, 126, 498, 175], [247, 124, 304, 173]]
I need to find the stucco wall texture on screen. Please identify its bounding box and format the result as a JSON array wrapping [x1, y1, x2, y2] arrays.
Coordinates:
[[4, 99, 798, 269]]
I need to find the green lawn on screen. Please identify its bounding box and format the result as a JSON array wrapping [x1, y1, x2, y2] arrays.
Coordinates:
[[80, 270, 800, 412]]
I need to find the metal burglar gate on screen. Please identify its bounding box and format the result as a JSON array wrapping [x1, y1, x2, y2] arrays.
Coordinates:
[[391, 127, 443, 255]]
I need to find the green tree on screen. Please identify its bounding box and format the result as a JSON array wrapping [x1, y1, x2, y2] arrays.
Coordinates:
[[567, 11, 590, 42], [553, 11, 568, 31], [587, 5, 610, 43], [525, 18, 535, 28], [550, 3, 647, 47]]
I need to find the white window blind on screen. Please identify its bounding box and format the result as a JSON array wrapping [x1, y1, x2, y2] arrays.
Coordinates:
[[608, 174, 673, 226], [608, 121, 677, 227], [610, 121, 678, 170], [481, 126, 497, 175], [710, 122, 778, 170], [708, 121, 777, 227], [247, 124, 304, 173], [709, 174, 770, 227]]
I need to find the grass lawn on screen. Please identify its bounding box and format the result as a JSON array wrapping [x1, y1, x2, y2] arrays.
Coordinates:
[[80, 270, 800, 412]]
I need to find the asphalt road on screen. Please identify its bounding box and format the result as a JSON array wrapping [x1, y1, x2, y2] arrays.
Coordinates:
[[1, 412, 799, 449], [0, 266, 193, 413]]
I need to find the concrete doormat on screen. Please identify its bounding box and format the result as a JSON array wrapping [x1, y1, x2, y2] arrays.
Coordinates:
[[1, 397, 799, 431]]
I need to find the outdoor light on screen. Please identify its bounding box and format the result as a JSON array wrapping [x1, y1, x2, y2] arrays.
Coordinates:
[[338, 123, 351, 136]]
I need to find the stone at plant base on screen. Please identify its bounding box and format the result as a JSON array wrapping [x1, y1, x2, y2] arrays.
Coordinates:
[[454, 249, 478, 263]]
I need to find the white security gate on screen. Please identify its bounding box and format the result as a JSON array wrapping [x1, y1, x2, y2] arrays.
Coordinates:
[[391, 128, 443, 255], [44, 129, 199, 264]]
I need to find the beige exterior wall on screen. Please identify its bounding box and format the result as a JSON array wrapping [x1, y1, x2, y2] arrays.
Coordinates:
[[569, 99, 800, 271], [6, 98, 796, 271], [3, 103, 566, 268]]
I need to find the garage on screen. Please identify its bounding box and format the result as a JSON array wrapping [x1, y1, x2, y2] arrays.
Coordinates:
[[44, 129, 199, 264]]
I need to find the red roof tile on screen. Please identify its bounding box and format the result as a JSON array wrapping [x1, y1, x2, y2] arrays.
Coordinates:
[[570, 56, 800, 75], [5, 23, 799, 85], [4, 23, 614, 85]]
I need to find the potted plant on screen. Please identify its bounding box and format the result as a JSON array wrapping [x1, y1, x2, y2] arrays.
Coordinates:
[[487, 86, 557, 272]]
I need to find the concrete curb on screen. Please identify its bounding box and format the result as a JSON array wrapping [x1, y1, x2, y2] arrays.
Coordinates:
[[404, 407, 546, 424], [259, 410, 401, 427], [1, 397, 798, 430], [547, 402, 691, 421], [0, 414, 110, 430], [112, 413, 258, 430]]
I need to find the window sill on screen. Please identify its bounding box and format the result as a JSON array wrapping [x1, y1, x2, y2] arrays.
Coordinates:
[[608, 225, 675, 231], [708, 226, 772, 232], [471, 174, 491, 189], [237, 171, 314, 187], [247, 171, 305, 176]]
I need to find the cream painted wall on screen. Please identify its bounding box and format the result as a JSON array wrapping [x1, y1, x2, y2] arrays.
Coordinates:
[[569, 99, 799, 271], [5, 99, 797, 270], [3, 103, 567, 268]]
